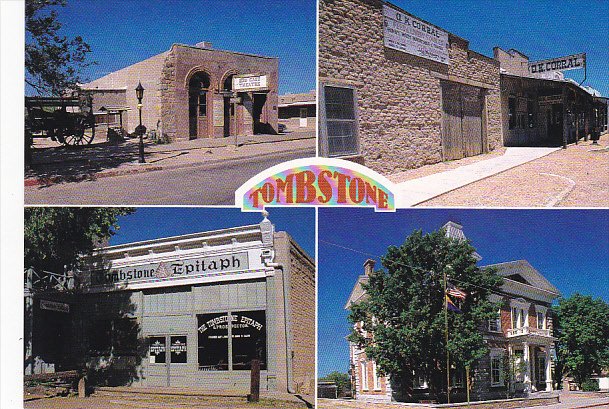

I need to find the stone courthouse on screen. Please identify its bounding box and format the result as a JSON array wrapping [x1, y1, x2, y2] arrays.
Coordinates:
[[24, 215, 315, 394], [319, 0, 502, 174], [82, 42, 279, 140]]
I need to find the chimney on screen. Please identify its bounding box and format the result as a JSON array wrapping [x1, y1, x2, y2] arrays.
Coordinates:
[[363, 259, 376, 276], [194, 41, 213, 49]]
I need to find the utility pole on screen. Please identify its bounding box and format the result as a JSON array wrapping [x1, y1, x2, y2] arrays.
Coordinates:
[[444, 268, 450, 404]]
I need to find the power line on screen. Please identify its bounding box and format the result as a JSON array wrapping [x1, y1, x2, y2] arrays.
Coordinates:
[[320, 239, 509, 298]]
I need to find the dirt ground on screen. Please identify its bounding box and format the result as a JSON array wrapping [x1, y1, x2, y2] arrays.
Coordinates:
[[390, 134, 608, 207], [24, 394, 310, 409]]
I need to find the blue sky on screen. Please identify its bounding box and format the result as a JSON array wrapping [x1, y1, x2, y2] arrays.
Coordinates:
[[318, 208, 609, 377], [45, 0, 316, 95], [387, 0, 609, 96], [109, 207, 315, 258]]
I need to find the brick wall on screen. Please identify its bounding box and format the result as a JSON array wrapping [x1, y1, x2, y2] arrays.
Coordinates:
[[319, 0, 502, 174], [287, 237, 316, 394], [162, 44, 279, 140]]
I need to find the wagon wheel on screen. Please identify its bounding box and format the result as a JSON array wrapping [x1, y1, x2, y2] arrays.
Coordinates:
[[63, 116, 94, 146]]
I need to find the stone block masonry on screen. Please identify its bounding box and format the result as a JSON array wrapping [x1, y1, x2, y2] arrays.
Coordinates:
[[319, 0, 503, 174]]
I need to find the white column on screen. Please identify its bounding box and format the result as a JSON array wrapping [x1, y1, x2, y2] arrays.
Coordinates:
[[523, 342, 532, 392], [545, 346, 553, 391], [507, 344, 514, 392]]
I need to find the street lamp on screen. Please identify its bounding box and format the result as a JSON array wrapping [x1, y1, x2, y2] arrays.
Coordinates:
[[135, 81, 146, 163]]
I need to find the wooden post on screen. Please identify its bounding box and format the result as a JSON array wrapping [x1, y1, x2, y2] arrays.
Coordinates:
[[562, 86, 568, 149], [248, 359, 260, 402], [466, 366, 471, 408], [78, 376, 86, 398]]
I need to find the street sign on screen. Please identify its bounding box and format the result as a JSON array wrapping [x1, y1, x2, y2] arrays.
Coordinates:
[[40, 299, 70, 313]]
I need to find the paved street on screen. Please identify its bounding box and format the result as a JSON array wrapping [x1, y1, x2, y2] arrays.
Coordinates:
[[25, 147, 315, 205]]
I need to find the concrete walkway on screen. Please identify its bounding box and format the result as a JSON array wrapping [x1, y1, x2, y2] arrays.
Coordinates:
[[394, 147, 560, 207]]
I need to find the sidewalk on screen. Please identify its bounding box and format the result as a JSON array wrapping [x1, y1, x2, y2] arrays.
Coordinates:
[[25, 131, 315, 187], [393, 147, 560, 207]]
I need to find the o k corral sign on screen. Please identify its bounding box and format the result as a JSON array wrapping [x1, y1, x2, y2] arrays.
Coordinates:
[[383, 5, 449, 65], [528, 53, 586, 76], [233, 75, 268, 92]]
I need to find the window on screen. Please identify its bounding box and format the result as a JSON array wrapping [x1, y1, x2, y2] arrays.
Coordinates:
[[372, 361, 381, 390], [321, 85, 359, 157], [148, 336, 166, 364], [197, 311, 266, 371], [537, 311, 545, 329], [231, 311, 266, 371], [508, 97, 516, 130], [527, 98, 536, 128], [198, 312, 229, 371], [489, 310, 501, 332], [413, 372, 428, 389], [170, 336, 187, 364], [511, 307, 518, 329], [360, 360, 369, 391], [490, 352, 504, 387]]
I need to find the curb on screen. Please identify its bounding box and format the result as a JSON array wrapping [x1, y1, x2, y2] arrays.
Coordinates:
[[25, 146, 315, 188]]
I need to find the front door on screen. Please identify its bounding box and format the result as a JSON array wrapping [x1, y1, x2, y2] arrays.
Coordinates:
[[547, 104, 563, 145], [299, 107, 308, 128], [253, 93, 268, 134], [535, 355, 546, 391], [441, 82, 485, 160], [147, 335, 188, 386]]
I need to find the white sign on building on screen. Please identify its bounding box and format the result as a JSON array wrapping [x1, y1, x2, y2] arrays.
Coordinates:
[[382, 5, 450, 65], [233, 75, 268, 91], [528, 53, 586, 75]]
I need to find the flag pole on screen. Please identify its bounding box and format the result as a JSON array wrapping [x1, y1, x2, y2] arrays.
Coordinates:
[[444, 268, 450, 404]]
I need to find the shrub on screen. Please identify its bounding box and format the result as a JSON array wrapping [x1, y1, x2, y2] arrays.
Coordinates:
[[581, 379, 600, 392]]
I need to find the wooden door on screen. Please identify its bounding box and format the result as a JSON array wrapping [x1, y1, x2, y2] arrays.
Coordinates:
[[441, 82, 464, 160], [441, 82, 484, 160], [461, 85, 483, 157]]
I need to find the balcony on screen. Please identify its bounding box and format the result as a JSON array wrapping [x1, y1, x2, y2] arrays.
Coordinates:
[[507, 326, 552, 338]]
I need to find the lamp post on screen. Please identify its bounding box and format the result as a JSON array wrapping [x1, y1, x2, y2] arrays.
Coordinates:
[[135, 81, 145, 163]]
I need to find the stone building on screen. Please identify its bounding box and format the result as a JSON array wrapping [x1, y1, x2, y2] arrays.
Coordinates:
[[278, 90, 316, 131], [346, 221, 560, 403], [81, 42, 279, 141], [494, 48, 608, 147], [24, 215, 315, 394], [319, 0, 502, 174]]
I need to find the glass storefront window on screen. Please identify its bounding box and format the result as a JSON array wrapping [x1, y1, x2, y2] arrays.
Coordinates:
[[198, 313, 230, 371], [231, 311, 267, 370], [197, 310, 267, 371]]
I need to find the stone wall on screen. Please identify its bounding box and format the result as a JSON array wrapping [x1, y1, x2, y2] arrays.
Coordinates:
[[319, 0, 502, 174]]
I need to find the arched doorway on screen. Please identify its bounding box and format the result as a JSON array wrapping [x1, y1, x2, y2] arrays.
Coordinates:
[[188, 72, 210, 139], [222, 75, 235, 137]]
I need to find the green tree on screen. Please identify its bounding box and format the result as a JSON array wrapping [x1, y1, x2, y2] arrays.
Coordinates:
[[24, 207, 134, 274], [554, 294, 609, 386], [320, 371, 351, 396], [25, 0, 94, 95], [348, 228, 503, 402]]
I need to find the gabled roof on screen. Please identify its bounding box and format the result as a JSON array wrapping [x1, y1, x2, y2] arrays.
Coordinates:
[[345, 274, 369, 309], [485, 259, 561, 296]]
